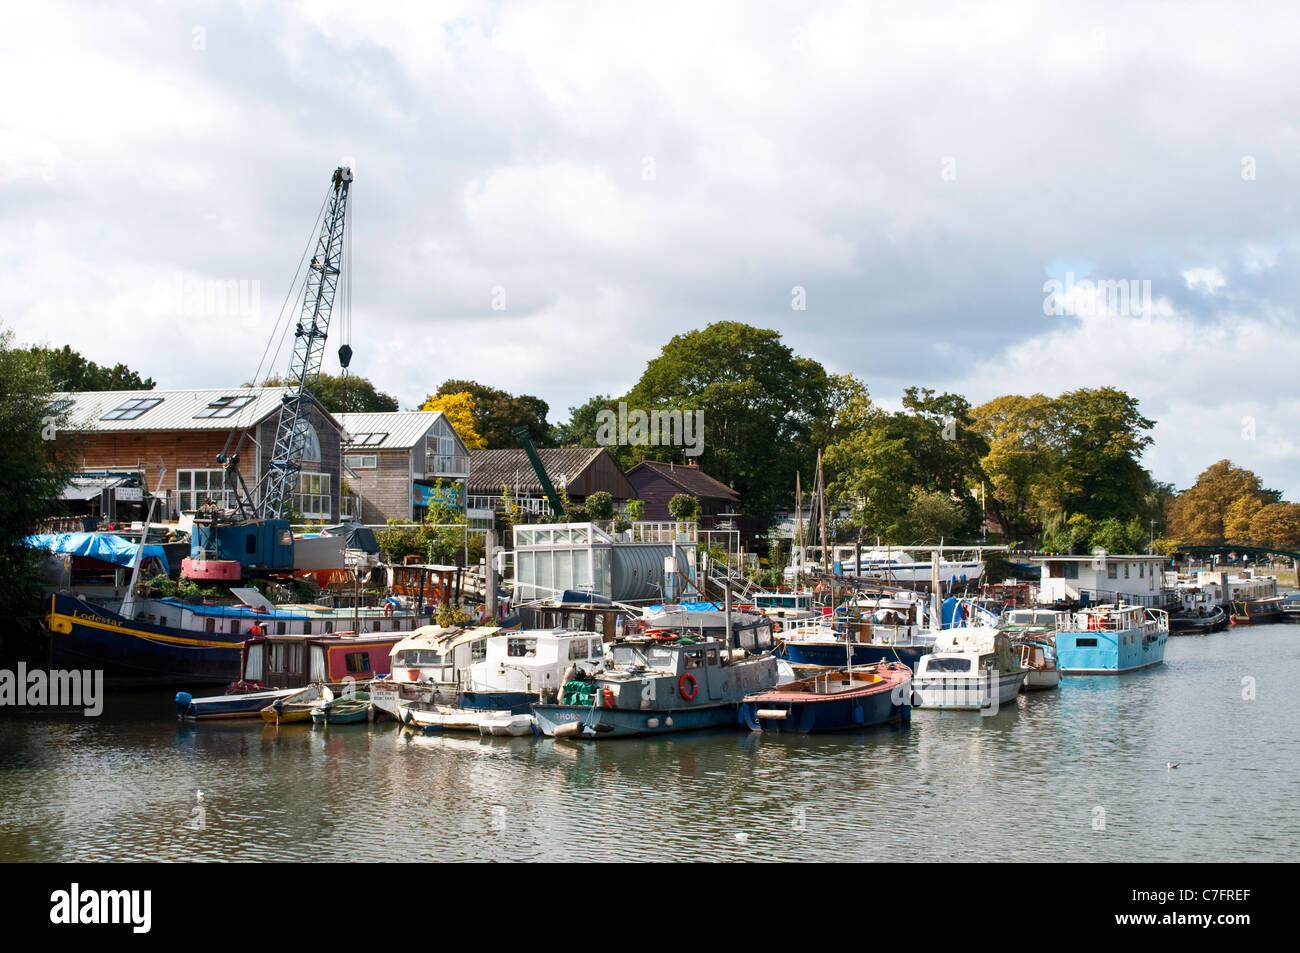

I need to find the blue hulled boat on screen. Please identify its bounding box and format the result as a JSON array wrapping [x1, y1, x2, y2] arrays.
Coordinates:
[[1055, 604, 1169, 675], [740, 661, 912, 733]]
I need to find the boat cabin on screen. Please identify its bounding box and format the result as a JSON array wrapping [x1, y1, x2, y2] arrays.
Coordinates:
[[466, 627, 606, 696], [240, 632, 403, 690]]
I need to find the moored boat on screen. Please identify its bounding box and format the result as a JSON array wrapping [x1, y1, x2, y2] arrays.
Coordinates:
[[1229, 596, 1285, 626], [1055, 604, 1168, 674], [911, 627, 1027, 709], [533, 635, 779, 739], [262, 682, 333, 724], [311, 691, 373, 725], [740, 661, 911, 733], [1169, 605, 1228, 635]]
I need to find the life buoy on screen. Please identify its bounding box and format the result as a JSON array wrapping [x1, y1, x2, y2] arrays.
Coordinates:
[[384, 602, 394, 617], [679, 672, 698, 701], [249, 624, 263, 637]]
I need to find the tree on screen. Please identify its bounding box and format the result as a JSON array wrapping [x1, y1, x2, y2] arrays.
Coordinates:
[[551, 394, 613, 447], [27, 343, 155, 391], [624, 499, 646, 521], [584, 491, 614, 521], [426, 379, 550, 448], [1165, 460, 1280, 542], [622, 322, 834, 523], [262, 372, 397, 414], [420, 392, 486, 450], [668, 493, 701, 522], [1248, 503, 1300, 551], [903, 489, 968, 543], [1, 329, 77, 624]]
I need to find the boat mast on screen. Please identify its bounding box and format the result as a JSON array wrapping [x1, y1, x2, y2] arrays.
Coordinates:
[[119, 465, 168, 621]]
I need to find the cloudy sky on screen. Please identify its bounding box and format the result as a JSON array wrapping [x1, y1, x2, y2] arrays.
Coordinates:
[[3, 1, 1298, 496]]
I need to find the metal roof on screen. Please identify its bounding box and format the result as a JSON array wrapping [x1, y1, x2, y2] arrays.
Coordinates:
[[468, 448, 607, 495], [336, 411, 450, 451], [50, 387, 336, 433]]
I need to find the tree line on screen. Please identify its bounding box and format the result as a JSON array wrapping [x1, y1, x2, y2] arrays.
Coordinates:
[[14, 324, 1300, 556]]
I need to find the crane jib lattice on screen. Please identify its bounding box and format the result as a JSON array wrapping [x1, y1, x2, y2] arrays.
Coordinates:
[[259, 166, 352, 519]]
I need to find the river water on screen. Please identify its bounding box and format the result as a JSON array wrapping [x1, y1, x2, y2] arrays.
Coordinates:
[[1, 625, 1296, 862]]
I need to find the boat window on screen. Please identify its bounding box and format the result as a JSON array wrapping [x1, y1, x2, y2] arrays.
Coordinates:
[[205, 618, 215, 633], [508, 638, 537, 658], [471, 640, 487, 662], [269, 643, 286, 672], [324, 621, 333, 634], [645, 647, 678, 670], [707, 648, 719, 665], [345, 652, 372, 674], [230, 620, 240, 636], [1076, 637, 1098, 647], [568, 638, 591, 660], [611, 645, 647, 667], [289, 643, 303, 672], [926, 657, 971, 673], [158, 616, 166, 627]]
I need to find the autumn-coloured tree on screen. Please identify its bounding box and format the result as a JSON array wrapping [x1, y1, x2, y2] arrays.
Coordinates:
[[420, 392, 486, 450], [1248, 503, 1300, 551], [1165, 460, 1280, 542]]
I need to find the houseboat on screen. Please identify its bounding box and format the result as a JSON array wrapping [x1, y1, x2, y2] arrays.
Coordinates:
[[1055, 604, 1168, 674], [532, 636, 779, 739], [47, 589, 424, 688], [910, 627, 1028, 709], [1229, 596, 1286, 626]]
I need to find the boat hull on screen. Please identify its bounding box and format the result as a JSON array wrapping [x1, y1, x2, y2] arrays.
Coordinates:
[[48, 593, 243, 688], [1056, 629, 1167, 674], [532, 702, 742, 738], [740, 667, 911, 733], [459, 690, 534, 715], [911, 670, 1027, 709], [176, 687, 299, 720]]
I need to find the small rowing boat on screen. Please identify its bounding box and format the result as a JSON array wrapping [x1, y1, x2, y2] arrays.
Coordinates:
[[740, 661, 912, 733], [262, 683, 333, 724]]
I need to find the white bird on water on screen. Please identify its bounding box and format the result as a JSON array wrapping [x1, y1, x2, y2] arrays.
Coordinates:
[[1167, 762, 1180, 770]]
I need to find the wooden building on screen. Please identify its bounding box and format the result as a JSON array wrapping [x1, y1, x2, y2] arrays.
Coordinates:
[[624, 459, 742, 531], [336, 411, 470, 524], [51, 388, 345, 523], [466, 448, 637, 525]]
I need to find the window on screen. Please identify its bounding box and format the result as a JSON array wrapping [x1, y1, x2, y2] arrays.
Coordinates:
[[194, 395, 256, 419], [1107, 564, 1118, 579], [1139, 564, 1145, 578], [471, 640, 487, 662], [926, 657, 972, 673], [101, 397, 162, 421], [297, 473, 331, 519], [178, 470, 239, 511], [230, 621, 240, 636], [346, 432, 388, 447], [344, 454, 377, 469], [345, 652, 372, 674], [1076, 637, 1098, 647], [1063, 562, 1079, 580], [296, 422, 322, 463], [1124, 564, 1130, 578], [205, 618, 215, 633], [508, 638, 538, 658], [569, 638, 591, 660], [276, 621, 286, 635]]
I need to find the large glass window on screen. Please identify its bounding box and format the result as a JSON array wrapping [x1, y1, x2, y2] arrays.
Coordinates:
[[297, 473, 331, 519], [178, 469, 239, 511]]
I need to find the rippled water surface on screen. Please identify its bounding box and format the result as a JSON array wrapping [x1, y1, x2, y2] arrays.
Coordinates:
[[2, 626, 1297, 862]]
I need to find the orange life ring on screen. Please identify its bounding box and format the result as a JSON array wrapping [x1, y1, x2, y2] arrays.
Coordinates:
[[679, 672, 698, 701], [249, 623, 263, 637], [384, 602, 394, 617]]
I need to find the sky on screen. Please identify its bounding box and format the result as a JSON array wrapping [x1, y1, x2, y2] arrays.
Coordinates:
[[3, 1, 1299, 497]]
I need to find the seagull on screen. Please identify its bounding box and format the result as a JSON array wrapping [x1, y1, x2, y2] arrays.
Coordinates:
[[735, 832, 749, 843], [196, 790, 204, 801], [1167, 762, 1180, 770]]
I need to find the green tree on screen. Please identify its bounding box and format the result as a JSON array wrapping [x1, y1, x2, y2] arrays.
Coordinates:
[[551, 394, 613, 447], [27, 343, 155, 391], [584, 491, 614, 521], [262, 372, 398, 414], [624, 499, 645, 521], [668, 493, 701, 522], [426, 379, 550, 448], [1, 329, 77, 623], [622, 322, 834, 523]]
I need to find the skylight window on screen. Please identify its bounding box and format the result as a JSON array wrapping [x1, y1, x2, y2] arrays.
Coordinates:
[[194, 395, 256, 419], [101, 397, 163, 421], [345, 432, 388, 447]]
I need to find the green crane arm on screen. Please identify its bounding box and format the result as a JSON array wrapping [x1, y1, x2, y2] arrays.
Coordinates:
[[512, 426, 564, 517]]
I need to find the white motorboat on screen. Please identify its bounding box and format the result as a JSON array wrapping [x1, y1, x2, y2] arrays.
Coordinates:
[[911, 627, 1027, 710]]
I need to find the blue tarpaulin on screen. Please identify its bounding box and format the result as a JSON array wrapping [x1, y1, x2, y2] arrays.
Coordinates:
[[24, 533, 170, 576]]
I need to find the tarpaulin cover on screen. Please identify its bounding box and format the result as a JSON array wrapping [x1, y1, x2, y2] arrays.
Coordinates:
[[24, 533, 170, 575]]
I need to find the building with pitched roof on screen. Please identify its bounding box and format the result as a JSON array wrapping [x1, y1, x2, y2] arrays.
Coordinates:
[[624, 459, 743, 531], [336, 411, 470, 523], [49, 387, 344, 524], [466, 448, 637, 524]]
